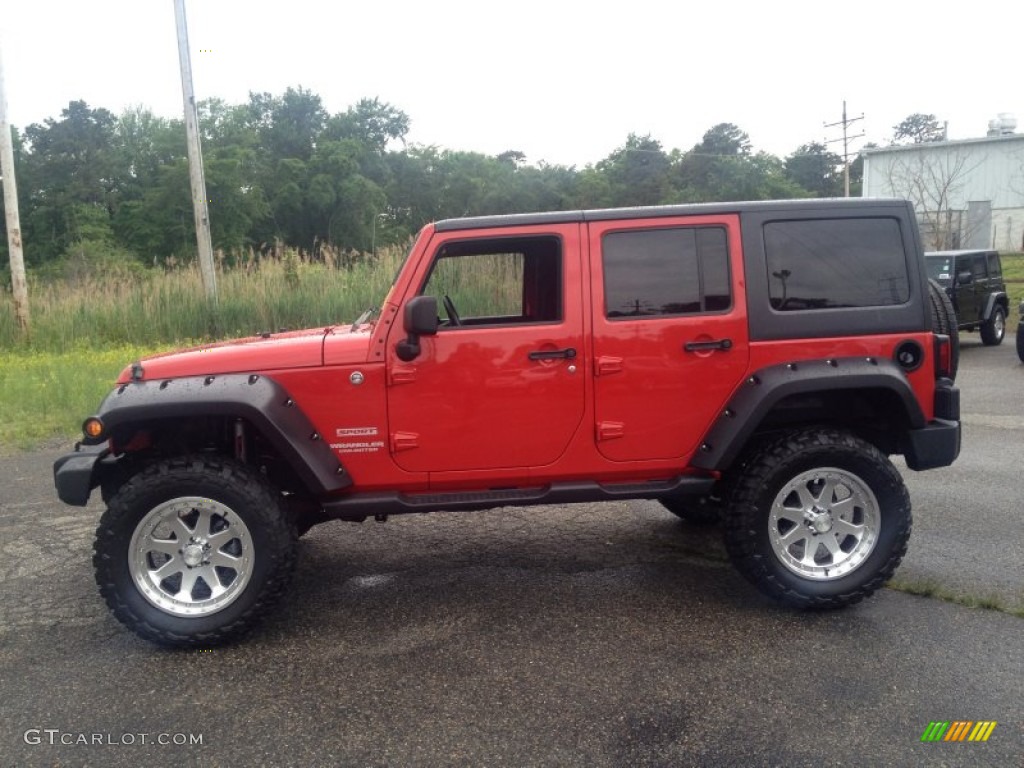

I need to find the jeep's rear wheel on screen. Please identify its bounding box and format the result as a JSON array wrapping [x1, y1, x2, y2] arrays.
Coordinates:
[[980, 305, 1005, 346], [94, 456, 297, 646], [927, 278, 959, 378], [1017, 322, 1024, 363], [724, 428, 911, 609]]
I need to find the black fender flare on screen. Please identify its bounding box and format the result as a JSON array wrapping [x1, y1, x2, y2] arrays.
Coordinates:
[[690, 357, 926, 472], [83, 374, 351, 496], [982, 292, 1008, 322]]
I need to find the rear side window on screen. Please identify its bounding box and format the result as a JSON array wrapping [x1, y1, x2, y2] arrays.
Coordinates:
[[764, 218, 909, 311], [987, 252, 1001, 277], [602, 227, 731, 318], [971, 255, 987, 279]]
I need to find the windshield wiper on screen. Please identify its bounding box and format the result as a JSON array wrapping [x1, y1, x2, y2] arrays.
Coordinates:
[[350, 308, 377, 333]]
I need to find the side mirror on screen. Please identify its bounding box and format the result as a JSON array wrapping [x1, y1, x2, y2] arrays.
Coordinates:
[[956, 270, 973, 285], [396, 295, 438, 362]]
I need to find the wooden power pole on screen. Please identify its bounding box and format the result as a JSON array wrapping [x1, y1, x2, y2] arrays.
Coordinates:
[[824, 100, 865, 198], [173, 0, 217, 305], [0, 41, 30, 333]]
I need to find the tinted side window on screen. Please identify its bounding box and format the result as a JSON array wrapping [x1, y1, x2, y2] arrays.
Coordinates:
[[423, 236, 561, 326], [987, 253, 1002, 277], [603, 227, 731, 318], [927, 256, 954, 283], [764, 218, 909, 311], [971, 255, 987, 279]]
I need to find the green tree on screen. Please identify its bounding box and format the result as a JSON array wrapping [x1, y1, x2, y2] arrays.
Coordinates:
[[113, 108, 186, 208], [22, 101, 120, 262], [262, 86, 327, 161], [695, 123, 752, 157], [785, 142, 843, 197], [892, 113, 945, 144], [676, 124, 804, 203], [596, 134, 671, 206], [325, 97, 410, 154]]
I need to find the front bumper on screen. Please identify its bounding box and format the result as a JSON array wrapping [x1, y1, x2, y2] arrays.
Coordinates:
[[53, 444, 111, 506]]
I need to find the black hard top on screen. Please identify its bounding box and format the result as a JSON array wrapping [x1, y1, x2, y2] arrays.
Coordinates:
[[434, 198, 912, 232]]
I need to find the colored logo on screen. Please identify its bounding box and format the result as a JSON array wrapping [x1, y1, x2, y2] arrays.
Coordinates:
[[921, 721, 997, 742]]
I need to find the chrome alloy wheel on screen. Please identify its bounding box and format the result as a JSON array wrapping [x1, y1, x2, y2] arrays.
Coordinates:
[[128, 497, 253, 617], [768, 468, 880, 581]]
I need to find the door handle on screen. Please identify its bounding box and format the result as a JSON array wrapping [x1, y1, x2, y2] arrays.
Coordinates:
[[684, 339, 733, 353], [528, 347, 577, 361]]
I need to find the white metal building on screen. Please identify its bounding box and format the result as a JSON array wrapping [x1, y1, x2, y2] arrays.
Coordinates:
[[861, 121, 1024, 252]]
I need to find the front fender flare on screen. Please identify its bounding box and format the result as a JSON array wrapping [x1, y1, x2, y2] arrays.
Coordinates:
[[83, 374, 351, 496]]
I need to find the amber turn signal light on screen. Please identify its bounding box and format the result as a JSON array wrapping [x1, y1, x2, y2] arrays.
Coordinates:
[[83, 417, 105, 439]]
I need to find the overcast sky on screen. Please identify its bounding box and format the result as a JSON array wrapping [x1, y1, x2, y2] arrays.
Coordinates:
[[1, 1, 1020, 167]]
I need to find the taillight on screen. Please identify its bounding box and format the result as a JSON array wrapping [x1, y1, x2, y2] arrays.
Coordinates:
[[934, 334, 951, 379]]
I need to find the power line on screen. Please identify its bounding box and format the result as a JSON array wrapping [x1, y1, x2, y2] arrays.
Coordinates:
[[824, 100, 865, 197]]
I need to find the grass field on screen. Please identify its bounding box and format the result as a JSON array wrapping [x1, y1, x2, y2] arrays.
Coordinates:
[[0, 345, 171, 451], [0, 246, 406, 353], [1001, 253, 1024, 312]]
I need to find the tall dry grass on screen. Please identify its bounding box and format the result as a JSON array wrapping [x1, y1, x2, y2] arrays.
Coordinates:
[[0, 245, 409, 352]]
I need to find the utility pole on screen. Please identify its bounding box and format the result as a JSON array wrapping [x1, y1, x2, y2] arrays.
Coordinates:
[[824, 100, 865, 197], [173, 0, 217, 305], [0, 41, 29, 334]]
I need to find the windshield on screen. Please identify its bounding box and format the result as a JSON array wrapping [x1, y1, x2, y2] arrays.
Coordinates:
[[925, 256, 954, 284]]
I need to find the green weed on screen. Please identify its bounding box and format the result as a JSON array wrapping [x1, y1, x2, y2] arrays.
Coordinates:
[[886, 578, 1022, 618]]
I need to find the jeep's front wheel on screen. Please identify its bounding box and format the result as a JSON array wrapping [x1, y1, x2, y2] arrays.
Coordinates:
[[980, 305, 1005, 346], [724, 429, 910, 609], [94, 456, 297, 646]]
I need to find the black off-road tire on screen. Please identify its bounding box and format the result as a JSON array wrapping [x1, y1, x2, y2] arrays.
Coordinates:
[[1017, 323, 1024, 363], [927, 278, 959, 379], [723, 428, 911, 610], [94, 455, 297, 647], [980, 305, 1005, 346]]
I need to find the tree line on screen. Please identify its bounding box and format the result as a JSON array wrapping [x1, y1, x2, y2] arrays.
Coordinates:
[[3, 88, 940, 275]]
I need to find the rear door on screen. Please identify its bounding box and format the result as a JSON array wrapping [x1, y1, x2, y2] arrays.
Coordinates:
[[589, 215, 749, 462], [965, 253, 988, 322]]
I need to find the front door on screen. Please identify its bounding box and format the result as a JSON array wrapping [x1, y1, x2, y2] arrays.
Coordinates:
[[589, 215, 750, 462], [386, 225, 585, 474]]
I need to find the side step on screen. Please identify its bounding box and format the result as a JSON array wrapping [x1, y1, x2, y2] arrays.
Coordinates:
[[320, 475, 716, 521]]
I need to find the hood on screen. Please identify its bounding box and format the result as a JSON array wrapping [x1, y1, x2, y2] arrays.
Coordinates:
[[117, 327, 337, 383]]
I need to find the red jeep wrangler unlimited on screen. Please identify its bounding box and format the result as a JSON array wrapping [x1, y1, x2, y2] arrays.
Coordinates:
[[55, 198, 961, 646]]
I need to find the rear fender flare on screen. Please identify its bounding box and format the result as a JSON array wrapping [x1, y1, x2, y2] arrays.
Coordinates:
[[690, 358, 926, 472], [983, 292, 1008, 322]]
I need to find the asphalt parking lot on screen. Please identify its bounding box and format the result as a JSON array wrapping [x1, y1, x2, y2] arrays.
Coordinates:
[[1, 336, 1021, 767]]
